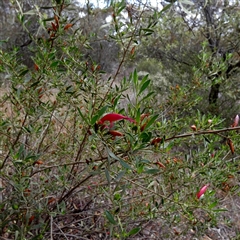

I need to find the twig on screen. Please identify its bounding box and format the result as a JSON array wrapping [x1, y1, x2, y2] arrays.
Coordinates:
[[53, 221, 68, 240], [50, 215, 53, 240], [164, 126, 240, 142], [35, 108, 56, 153], [0, 112, 28, 169]]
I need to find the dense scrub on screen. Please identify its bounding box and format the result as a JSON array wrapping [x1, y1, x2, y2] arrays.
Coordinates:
[[0, 1, 240, 239]]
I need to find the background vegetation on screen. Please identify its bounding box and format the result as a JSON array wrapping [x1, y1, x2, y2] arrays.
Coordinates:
[[0, 0, 240, 239]]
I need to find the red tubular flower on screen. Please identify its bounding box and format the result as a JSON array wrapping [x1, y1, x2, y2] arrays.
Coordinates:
[[98, 113, 135, 125], [140, 123, 147, 132], [150, 137, 162, 145], [196, 184, 209, 199], [190, 125, 197, 131], [231, 114, 239, 127], [155, 161, 166, 168], [108, 130, 124, 137], [140, 113, 149, 121]]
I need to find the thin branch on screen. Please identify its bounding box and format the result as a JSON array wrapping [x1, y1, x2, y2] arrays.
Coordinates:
[[164, 126, 240, 142], [0, 112, 28, 169]]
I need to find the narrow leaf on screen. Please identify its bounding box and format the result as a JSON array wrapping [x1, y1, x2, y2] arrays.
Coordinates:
[[160, 3, 174, 14], [50, 61, 60, 68], [213, 208, 227, 212], [136, 108, 141, 124], [18, 69, 29, 77], [141, 28, 154, 33], [141, 74, 149, 83], [133, 69, 138, 86], [127, 227, 140, 237], [180, 0, 194, 5], [105, 210, 117, 225], [42, 17, 55, 22], [77, 107, 89, 124], [113, 95, 121, 108], [91, 114, 99, 125], [115, 170, 125, 182], [140, 132, 152, 142], [105, 169, 111, 184], [40, 6, 55, 9], [138, 79, 151, 96], [107, 148, 132, 169], [119, 159, 132, 170], [209, 201, 218, 209], [107, 148, 121, 161], [117, 1, 126, 14], [143, 114, 158, 131], [98, 105, 109, 119], [144, 168, 160, 174], [140, 91, 155, 103]]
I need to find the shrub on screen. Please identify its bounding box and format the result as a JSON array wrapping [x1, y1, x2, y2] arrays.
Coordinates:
[[0, 1, 239, 239]]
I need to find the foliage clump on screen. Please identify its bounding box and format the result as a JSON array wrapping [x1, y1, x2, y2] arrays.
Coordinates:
[[0, 0, 240, 239]]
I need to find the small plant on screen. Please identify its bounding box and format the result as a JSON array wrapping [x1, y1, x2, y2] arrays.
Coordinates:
[[0, 1, 239, 239]]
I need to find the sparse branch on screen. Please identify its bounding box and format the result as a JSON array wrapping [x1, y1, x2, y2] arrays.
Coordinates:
[[165, 126, 240, 142]]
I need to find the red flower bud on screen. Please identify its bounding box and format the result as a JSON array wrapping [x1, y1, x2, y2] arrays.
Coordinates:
[[64, 23, 73, 30], [231, 114, 239, 127], [196, 184, 209, 199], [150, 137, 162, 145], [140, 113, 149, 121], [108, 130, 124, 137], [190, 125, 197, 131], [98, 113, 135, 125]]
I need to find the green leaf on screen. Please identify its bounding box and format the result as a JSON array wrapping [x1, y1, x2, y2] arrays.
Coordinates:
[[90, 105, 109, 125], [115, 170, 125, 182], [143, 114, 158, 131], [138, 79, 151, 96], [139, 159, 151, 164], [141, 28, 154, 33], [109, 35, 117, 40], [18, 69, 29, 77], [105, 210, 117, 225], [42, 17, 55, 22], [105, 169, 111, 184], [127, 227, 140, 237], [180, 0, 194, 5], [160, 2, 175, 14], [113, 95, 121, 108], [107, 148, 132, 170], [30, 81, 40, 88], [119, 159, 132, 170], [91, 114, 99, 125], [133, 69, 138, 86], [209, 201, 218, 209], [144, 32, 154, 36], [65, 86, 75, 94], [144, 168, 160, 174], [140, 132, 152, 142], [114, 193, 121, 201], [50, 60, 60, 68], [98, 105, 109, 119], [24, 10, 37, 15], [141, 74, 149, 83], [77, 107, 89, 124], [107, 147, 121, 161], [40, 6, 55, 9], [213, 208, 227, 212], [140, 91, 155, 103], [116, 1, 126, 14], [136, 108, 141, 124]]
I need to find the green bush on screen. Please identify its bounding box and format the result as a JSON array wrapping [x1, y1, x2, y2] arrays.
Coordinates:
[[0, 1, 239, 239]]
